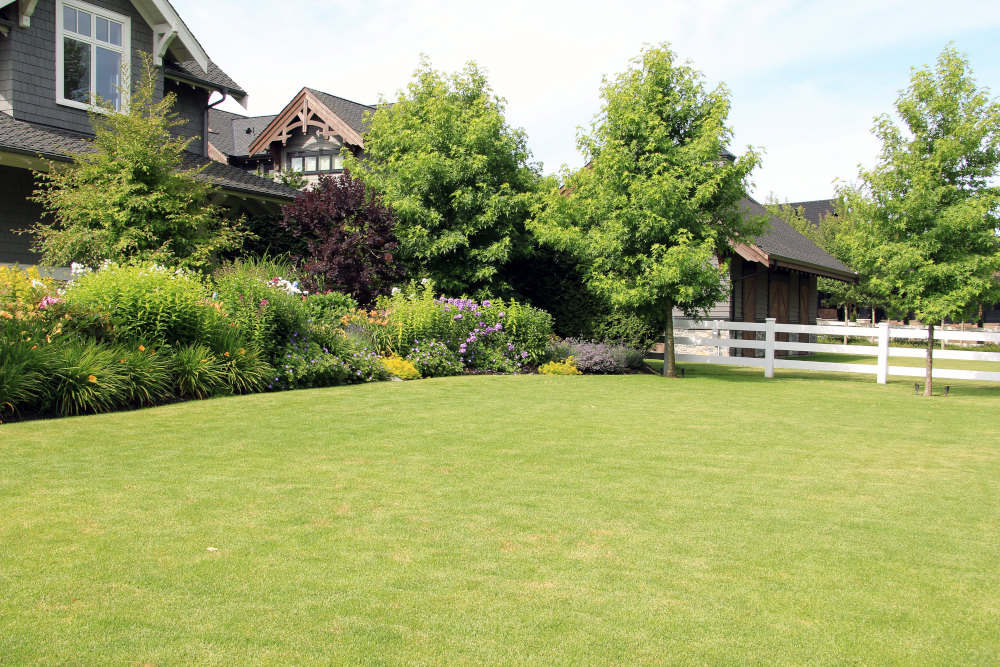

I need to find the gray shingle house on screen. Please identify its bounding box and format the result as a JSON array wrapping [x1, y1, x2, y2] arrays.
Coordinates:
[[0, 0, 298, 270]]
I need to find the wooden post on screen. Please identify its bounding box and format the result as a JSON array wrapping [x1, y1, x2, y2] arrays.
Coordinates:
[[764, 317, 776, 378], [876, 322, 890, 384], [925, 322, 935, 396]]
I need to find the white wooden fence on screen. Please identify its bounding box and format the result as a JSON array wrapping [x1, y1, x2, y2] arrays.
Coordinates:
[[672, 318, 1000, 383]]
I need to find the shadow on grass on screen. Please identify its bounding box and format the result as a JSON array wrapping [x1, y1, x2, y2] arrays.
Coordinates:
[[644, 357, 1000, 398]]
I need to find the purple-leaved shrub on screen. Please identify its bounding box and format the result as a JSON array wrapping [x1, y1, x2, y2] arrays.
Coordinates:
[[562, 338, 641, 374]]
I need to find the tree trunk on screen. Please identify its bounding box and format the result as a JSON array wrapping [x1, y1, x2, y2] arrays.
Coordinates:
[[924, 322, 934, 396], [664, 298, 677, 378], [843, 301, 850, 345]]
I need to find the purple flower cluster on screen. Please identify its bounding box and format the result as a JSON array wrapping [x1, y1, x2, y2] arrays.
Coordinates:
[[406, 338, 463, 377], [270, 332, 386, 390], [437, 297, 481, 312]]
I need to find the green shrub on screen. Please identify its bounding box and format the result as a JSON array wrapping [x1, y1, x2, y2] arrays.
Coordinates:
[[170, 344, 228, 399], [591, 311, 658, 352], [361, 281, 554, 371], [64, 262, 225, 346], [539, 357, 582, 375], [212, 258, 309, 365], [48, 340, 129, 416], [382, 354, 421, 380], [302, 290, 358, 324], [372, 281, 458, 354]]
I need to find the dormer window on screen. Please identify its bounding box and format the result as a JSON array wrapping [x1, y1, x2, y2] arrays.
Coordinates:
[[56, 0, 130, 111], [288, 149, 344, 175]]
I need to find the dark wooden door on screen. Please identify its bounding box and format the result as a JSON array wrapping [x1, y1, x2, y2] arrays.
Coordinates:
[[799, 278, 811, 324], [769, 278, 789, 357], [742, 277, 756, 357]]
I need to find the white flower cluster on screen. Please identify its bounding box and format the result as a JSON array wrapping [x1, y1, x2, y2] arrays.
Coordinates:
[[267, 277, 307, 295], [70, 262, 92, 277]]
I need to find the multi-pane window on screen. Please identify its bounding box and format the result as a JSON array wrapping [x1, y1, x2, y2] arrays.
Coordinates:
[[57, 0, 130, 111], [288, 150, 344, 174]]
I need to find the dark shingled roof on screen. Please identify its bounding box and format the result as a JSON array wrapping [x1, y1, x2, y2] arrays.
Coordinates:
[[164, 59, 246, 99], [305, 88, 376, 136], [741, 197, 854, 278], [207, 108, 276, 158], [206, 108, 240, 156], [786, 198, 837, 226], [0, 113, 297, 200]]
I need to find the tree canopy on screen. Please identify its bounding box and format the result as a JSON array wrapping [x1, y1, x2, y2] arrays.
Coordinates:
[[530, 44, 763, 376], [30, 53, 245, 271], [840, 46, 1000, 394], [344, 58, 540, 297]]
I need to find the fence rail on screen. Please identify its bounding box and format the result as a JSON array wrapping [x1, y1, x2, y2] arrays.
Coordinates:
[[672, 318, 1000, 383]]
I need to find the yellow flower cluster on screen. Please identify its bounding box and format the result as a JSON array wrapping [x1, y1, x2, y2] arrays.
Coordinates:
[[539, 357, 582, 376], [381, 354, 421, 380]]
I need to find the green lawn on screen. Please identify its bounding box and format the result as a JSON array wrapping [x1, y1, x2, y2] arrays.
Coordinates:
[[2, 368, 999, 664]]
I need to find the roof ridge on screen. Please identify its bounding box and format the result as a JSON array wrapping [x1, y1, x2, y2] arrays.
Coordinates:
[[305, 87, 376, 109]]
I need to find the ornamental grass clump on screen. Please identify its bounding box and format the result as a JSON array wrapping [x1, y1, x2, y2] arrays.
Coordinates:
[[118, 345, 172, 406], [0, 340, 52, 422], [48, 341, 129, 416], [170, 344, 228, 399]]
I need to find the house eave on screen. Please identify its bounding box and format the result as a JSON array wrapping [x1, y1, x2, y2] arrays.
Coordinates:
[[163, 69, 248, 107], [130, 0, 209, 72], [769, 255, 858, 283]]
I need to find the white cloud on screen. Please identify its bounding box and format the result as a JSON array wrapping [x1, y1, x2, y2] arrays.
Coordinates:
[[172, 0, 1000, 199]]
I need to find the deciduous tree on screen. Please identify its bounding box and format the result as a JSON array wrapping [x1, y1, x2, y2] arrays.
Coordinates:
[[530, 44, 763, 377], [842, 46, 1000, 395], [345, 58, 540, 297]]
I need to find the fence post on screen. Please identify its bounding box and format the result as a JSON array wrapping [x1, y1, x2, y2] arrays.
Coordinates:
[[876, 322, 890, 384], [764, 317, 776, 378]]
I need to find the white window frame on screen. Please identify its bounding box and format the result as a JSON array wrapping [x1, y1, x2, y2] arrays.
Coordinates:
[[55, 0, 131, 112]]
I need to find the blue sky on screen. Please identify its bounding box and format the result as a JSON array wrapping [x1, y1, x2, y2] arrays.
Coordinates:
[[172, 0, 1000, 201]]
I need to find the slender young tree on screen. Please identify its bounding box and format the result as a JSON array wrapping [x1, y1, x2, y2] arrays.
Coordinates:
[[29, 52, 245, 271], [843, 46, 1000, 395], [530, 44, 763, 377]]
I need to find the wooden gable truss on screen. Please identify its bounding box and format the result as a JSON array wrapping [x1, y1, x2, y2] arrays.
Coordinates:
[[247, 88, 364, 160]]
